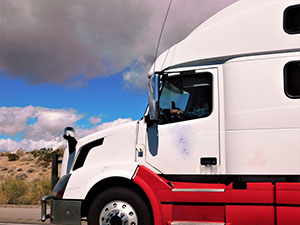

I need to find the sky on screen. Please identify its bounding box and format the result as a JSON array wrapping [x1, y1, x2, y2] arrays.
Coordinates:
[[0, 0, 237, 152]]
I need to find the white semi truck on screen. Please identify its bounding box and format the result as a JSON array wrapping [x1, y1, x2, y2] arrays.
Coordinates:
[[41, 0, 300, 224]]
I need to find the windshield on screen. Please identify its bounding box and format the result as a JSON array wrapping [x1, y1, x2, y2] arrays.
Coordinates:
[[157, 72, 212, 124]]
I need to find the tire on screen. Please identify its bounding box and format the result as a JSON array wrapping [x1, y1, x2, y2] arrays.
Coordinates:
[[87, 186, 152, 225]]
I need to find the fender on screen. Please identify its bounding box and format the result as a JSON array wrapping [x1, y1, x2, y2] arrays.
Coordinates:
[[133, 165, 171, 225]]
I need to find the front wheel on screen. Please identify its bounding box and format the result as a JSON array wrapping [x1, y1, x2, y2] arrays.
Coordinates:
[[87, 187, 152, 225]]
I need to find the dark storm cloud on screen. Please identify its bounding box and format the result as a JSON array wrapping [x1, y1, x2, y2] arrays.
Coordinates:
[[0, 0, 237, 89]]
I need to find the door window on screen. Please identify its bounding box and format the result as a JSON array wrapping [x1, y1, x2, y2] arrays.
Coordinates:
[[158, 72, 212, 124]]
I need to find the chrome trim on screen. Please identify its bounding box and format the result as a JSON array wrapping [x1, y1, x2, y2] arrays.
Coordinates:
[[171, 188, 225, 192], [164, 48, 300, 72], [41, 195, 59, 222], [171, 222, 225, 225], [99, 200, 138, 225]]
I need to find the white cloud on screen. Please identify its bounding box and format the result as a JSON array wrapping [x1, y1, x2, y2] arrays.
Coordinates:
[[0, 138, 20, 153], [24, 108, 83, 141], [0, 106, 82, 141], [0, 0, 238, 90], [0, 137, 65, 153], [89, 116, 102, 125], [123, 57, 150, 90], [0, 105, 36, 136], [0, 106, 133, 152]]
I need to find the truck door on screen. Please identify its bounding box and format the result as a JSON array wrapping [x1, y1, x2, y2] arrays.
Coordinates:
[[145, 68, 220, 174]]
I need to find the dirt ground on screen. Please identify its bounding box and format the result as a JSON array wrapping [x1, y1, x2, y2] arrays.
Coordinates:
[[0, 153, 62, 224], [0, 154, 52, 182]]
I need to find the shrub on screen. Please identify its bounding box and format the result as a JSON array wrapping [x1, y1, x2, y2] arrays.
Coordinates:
[[0, 189, 7, 204], [54, 147, 65, 157], [1, 177, 29, 204], [26, 178, 51, 204], [0, 152, 9, 157], [30, 149, 40, 158], [8, 153, 20, 161], [0, 177, 51, 205], [16, 149, 25, 157], [39, 161, 50, 168], [38, 148, 53, 162]]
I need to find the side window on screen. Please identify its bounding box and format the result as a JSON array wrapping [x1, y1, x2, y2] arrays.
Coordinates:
[[284, 4, 300, 34], [284, 61, 300, 99], [158, 72, 212, 124]]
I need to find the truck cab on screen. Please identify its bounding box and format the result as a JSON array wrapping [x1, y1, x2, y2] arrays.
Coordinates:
[[41, 1, 300, 225]]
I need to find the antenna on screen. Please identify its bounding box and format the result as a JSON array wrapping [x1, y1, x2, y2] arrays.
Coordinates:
[[153, 0, 173, 73]]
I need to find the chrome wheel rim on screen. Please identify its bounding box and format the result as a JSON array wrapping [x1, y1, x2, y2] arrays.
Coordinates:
[[99, 200, 138, 225]]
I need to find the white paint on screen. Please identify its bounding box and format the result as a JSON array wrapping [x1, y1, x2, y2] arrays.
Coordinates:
[[64, 162, 139, 199], [223, 53, 300, 174], [150, 0, 300, 73], [64, 121, 139, 199]]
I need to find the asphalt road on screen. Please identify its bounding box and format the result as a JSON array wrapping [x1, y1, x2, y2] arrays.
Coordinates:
[[0, 224, 41, 225], [0, 205, 48, 224], [0, 205, 88, 225]]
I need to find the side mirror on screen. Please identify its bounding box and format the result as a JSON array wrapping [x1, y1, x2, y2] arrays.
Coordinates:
[[63, 127, 75, 140], [63, 127, 77, 155], [148, 73, 159, 120]]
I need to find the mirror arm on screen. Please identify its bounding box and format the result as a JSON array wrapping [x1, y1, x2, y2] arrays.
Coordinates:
[[144, 114, 155, 127]]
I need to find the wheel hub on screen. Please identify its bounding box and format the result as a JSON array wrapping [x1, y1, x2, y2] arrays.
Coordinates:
[[110, 215, 122, 225], [100, 200, 138, 225]]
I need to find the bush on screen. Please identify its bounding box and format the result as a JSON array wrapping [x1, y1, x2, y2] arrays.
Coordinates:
[[26, 179, 51, 204], [30, 149, 40, 158], [38, 148, 53, 162], [39, 161, 50, 168], [0, 152, 9, 157], [54, 147, 65, 157], [8, 153, 20, 161], [1, 177, 51, 205], [0, 188, 7, 204], [1, 177, 29, 204], [16, 149, 25, 157]]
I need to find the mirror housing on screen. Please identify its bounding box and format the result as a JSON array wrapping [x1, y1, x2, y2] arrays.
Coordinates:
[[63, 127, 77, 155], [148, 73, 160, 121], [63, 127, 75, 140]]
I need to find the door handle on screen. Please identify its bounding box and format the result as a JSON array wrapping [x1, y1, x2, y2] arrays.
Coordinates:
[[135, 144, 145, 157], [200, 157, 217, 165]]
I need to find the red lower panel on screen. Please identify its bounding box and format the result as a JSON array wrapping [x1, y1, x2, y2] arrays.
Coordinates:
[[226, 183, 274, 204], [277, 207, 300, 225], [134, 166, 300, 225], [226, 206, 275, 225], [276, 183, 300, 204], [157, 189, 226, 203], [172, 205, 224, 222], [161, 204, 173, 224]]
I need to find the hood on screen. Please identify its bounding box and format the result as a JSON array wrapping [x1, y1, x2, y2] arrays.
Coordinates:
[[60, 121, 138, 177]]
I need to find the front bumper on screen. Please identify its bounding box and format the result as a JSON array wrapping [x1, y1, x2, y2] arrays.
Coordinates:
[[41, 195, 82, 225]]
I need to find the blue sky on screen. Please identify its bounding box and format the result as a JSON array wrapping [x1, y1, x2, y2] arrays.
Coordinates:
[[0, 72, 148, 124], [0, 70, 148, 152], [0, 71, 148, 146], [0, 0, 237, 152]]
